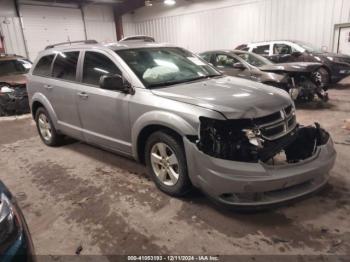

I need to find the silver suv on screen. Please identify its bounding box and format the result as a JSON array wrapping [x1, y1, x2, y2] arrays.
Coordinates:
[[27, 40, 336, 207]]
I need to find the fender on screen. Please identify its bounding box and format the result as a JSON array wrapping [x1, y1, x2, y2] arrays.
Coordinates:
[[31, 93, 59, 131], [132, 110, 198, 160]]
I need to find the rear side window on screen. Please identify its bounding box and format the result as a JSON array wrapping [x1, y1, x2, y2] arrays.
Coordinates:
[[82, 52, 121, 86], [252, 45, 270, 55], [52, 51, 79, 81], [33, 55, 54, 76]]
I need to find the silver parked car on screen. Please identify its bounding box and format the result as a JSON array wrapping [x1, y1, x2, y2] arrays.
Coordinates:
[[27, 40, 336, 207]]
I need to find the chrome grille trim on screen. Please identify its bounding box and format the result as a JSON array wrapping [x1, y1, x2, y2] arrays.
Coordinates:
[[257, 105, 297, 141]]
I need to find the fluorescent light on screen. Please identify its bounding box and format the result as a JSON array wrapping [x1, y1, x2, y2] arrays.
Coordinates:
[[145, 0, 152, 6], [164, 0, 176, 6]]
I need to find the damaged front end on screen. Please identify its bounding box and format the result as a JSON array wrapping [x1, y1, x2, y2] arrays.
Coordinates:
[[197, 105, 330, 165], [0, 83, 30, 116]]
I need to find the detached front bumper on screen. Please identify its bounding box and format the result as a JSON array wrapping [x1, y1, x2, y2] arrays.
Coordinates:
[[184, 137, 336, 206]]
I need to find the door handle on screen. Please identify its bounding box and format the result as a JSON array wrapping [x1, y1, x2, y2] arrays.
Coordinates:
[[78, 92, 89, 99], [44, 84, 53, 90]]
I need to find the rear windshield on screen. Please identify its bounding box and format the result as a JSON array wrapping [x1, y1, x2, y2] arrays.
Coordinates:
[[0, 59, 32, 77]]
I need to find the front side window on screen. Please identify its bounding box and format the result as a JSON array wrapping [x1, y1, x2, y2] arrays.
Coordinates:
[[252, 45, 270, 55], [215, 54, 240, 68], [52, 51, 79, 81], [0, 59, 32, 77], [199, 53, 212, 63], [236, 52, 272, 67], [82, 52, 121, 86], [33, 55, 54, 76], [273, 44, 292, 55], [116, 47, 220, 88]]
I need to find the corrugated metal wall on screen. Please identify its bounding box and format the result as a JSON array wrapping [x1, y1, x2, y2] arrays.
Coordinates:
[[123, 0, 350, 53]]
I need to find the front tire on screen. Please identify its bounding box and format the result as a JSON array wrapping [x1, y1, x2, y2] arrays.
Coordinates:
[[35, 107, 63, 146], [145, 131, 192, 197], [314, 67, 330, 88]]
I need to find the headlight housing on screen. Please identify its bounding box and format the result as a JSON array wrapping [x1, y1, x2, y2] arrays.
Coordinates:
[[197, 117, 260, 162], [0, 193, 16, 245]]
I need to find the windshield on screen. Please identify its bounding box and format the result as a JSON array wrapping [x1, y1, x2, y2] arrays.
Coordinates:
[[0, 59, 32, 77], [116, 47, 221, 88], [293, 41, 321, 52], [235, 52, 273, 67]]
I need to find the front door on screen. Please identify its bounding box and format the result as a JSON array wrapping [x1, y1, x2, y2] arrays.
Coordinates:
[[76, 50, 132, 154]]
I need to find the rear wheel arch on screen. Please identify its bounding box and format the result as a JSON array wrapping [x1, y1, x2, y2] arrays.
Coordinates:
[[31, 101, 44, 119]]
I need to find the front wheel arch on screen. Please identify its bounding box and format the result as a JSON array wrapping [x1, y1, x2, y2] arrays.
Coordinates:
[[137, 125, 183, 165]]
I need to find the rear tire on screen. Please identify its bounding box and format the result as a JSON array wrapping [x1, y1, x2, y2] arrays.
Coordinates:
[[35, 107, 64, 146], [145, 131, 192, 197]]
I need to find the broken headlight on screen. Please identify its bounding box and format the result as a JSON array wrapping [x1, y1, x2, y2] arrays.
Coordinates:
[[197, 117, 260, 162]]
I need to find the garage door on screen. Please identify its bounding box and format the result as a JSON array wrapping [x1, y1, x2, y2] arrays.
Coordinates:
[[20, 4, 86, 61]]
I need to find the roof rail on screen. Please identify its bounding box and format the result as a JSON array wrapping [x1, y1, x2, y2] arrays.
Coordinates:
[[45, 40, 98, 50], [120, 35, 155, 43]]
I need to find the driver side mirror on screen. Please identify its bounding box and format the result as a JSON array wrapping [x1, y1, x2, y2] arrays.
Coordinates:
[[232, 62, 246, 70], [99, 74, 133, 94]]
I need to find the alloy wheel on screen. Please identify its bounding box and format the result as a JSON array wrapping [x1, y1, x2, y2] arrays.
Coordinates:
[[150, 142, 180, 186], [38, 113, 52, 142]]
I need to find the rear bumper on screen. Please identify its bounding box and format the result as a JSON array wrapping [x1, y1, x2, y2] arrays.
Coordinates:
[[184, 137, 336, 206]]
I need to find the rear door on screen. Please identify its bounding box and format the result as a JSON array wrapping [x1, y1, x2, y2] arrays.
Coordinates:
[[49, 50, 83, 139], [75, 50, 132, 154], [213, 53, 251, 79]]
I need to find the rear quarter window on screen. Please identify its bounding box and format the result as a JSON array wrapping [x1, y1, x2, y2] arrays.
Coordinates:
[[32, 55, 55, 76]]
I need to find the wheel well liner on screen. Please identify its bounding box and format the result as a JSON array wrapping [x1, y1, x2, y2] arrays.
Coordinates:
[[31, 101, 44, 118]]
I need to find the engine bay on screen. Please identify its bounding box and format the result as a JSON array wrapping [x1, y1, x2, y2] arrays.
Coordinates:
[[197, 116, 330, 164]]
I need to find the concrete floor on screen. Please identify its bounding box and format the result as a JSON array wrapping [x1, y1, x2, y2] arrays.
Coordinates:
[[1, 80, 350, 258]]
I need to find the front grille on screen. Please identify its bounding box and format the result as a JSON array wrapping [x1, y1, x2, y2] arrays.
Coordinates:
[[255, 105, 296, 141]]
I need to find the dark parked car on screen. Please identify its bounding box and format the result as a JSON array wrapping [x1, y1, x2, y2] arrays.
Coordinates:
[[0, 181, 35, 261], [236, 40, 350, 86], [0, 54, 32, 116], [199, 50, 328, 101]]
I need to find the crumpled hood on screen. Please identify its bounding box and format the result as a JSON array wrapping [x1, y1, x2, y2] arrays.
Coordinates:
[[259, 62, 321, 73], [0, 74, 27, 86], [151, 76, 292, 119]]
